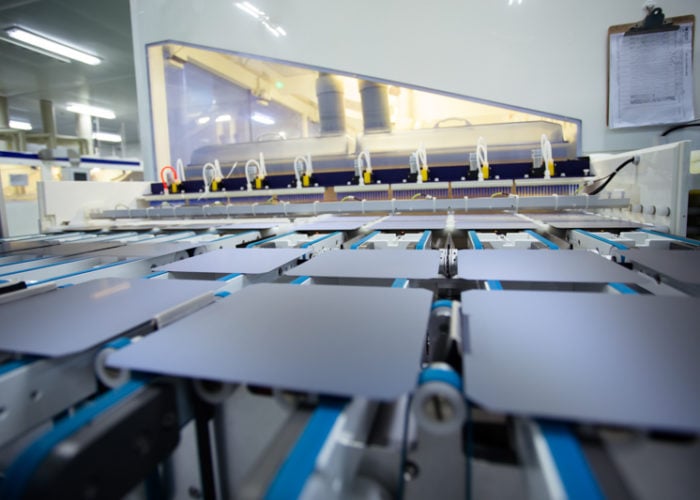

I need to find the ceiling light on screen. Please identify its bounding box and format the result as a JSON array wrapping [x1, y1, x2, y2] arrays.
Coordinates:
[[261, 20, 287, 38], [215, 114, 232, 122], [92, 132, 122, 143], [235, 2, 264, 19], [5, 26, 101, 65], [9, 119, 32, 130], [197, 116, 211, 125], [66, 103, 116, 120], [235, 2, 287, 37], [251, 112, 275, 125], [0, 34, 70, 63]]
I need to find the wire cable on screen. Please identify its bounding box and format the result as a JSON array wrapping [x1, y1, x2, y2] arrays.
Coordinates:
[[579, 156, 638, 195], [224, 162, 238, 179], [661, 121, 700, 137]]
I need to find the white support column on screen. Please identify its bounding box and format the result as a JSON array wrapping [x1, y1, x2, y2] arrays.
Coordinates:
[[75, 112, 94, 155], [148, 45, 172, 173]]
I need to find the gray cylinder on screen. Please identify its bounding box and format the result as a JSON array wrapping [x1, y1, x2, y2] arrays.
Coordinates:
[[0, 96, 9, 129], [359, 80, 390, 133], [315, 73, 346, 136]]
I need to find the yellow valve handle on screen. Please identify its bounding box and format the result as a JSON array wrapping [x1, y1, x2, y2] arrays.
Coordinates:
[[547, 161, 555, 177]]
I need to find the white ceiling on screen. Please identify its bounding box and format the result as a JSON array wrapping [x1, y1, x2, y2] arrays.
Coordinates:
[[0, 0, 139, 147]]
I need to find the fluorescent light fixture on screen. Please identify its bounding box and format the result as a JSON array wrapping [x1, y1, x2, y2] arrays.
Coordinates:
[[197, 116, 211, 125], [92, 132, 122, 143], [0, 34, 71, 62], [262, 21, 278, 37], [235, 1, 264, 19], [5, 26, 101, 65], [215, 114, 232, 123], [235, 2, 287, 37], [262, 20, 286, 38], [66, 103, 116, 120], [9, 119, 32, 130], [251, 112, 275, 125]]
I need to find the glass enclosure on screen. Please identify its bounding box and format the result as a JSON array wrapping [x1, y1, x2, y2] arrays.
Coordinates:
[[147, 42, 581, 177]]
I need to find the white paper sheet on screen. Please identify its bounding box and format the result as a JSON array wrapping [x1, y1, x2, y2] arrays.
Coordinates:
[[609, 23, 694, 128]]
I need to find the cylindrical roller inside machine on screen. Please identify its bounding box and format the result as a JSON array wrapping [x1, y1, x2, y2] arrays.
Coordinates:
[[315, 73, 346, 136], [359, 80, 391, 133]]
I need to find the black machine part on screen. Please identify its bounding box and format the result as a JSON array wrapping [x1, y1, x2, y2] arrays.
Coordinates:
[[23, 383, 179, 500]]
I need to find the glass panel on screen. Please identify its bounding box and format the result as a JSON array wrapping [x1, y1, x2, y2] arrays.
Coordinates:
[[147, 42, 580, 177]]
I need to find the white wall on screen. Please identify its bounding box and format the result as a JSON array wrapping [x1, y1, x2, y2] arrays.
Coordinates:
[[131, 0, 700, 179]]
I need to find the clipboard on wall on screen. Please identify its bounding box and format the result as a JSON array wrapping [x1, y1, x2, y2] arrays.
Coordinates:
[[607, 10, 695, 129]]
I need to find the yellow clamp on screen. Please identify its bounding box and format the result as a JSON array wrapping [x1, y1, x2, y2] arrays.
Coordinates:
[[547, 161, 555, 177], [482, 163, 490, 180], [363, 170, 372, 185]]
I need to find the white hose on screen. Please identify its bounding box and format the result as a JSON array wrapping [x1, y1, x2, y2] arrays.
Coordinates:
[[476, 137, 488, 168], [417, 144, 428, 183], [293, 155, 305, 189], [176, 158, 186, 181], [258, 152, 267, 178], [202, 162, 216, 193], [476, 137, 488, 181], [304, 153, 313, 177], [245, 159, 260, 191], [541, 134, 553, 179], [224, 162, 238, 179], [214, 158, 224, 179], [293, 154, 314, 189], [355, 150, 372, 185]]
